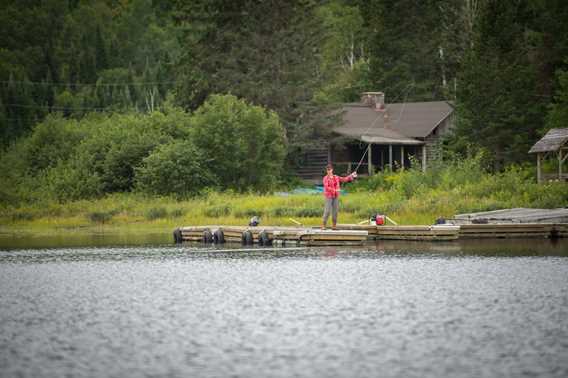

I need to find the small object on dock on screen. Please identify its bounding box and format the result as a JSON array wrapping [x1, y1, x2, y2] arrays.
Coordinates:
[[249, 216, 260, 227], [384, 215, 398, 225], [289, 218, 303, 226], [369, 214, 385, 226]]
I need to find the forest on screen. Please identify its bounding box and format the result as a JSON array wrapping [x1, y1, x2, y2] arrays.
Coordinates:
[[1, 0, 568, 205]]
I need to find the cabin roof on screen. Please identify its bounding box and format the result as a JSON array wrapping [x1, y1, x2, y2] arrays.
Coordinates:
[[333, 101, 454, 143], [529, 128, 568, 153]]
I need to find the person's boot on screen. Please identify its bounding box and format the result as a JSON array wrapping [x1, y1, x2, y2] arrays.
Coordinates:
[[332, 223, 337, 230], [321, 223, 326, 230]]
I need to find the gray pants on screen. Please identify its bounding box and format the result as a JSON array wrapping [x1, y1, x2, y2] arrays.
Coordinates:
[[323, 197, 339, 226]]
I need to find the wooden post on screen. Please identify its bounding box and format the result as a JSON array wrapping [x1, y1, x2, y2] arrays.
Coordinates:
[[389, 144, 393, 171], [368, 143, 373, 175], [401, 145, 405, 171], [559, 149, 563, 180], [422, 145, 427, 172], [537, 152, 541, 183]]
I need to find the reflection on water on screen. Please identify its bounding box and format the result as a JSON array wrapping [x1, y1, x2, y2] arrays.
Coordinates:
[[0, 231, 171, 250], [1, 238, 568, 378]]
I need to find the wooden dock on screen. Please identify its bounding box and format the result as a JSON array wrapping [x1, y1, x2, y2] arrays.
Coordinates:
[[174, 226, 368, 246], [452, 208, 568, 224], [174, 222, 568, 245]]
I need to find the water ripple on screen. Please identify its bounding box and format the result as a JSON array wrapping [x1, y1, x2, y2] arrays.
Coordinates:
[[1, 245, 567, 378]]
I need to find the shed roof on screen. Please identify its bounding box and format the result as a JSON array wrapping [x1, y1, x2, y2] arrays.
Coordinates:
[[529, 128, 568, 153], [333, 101, 453, 144]]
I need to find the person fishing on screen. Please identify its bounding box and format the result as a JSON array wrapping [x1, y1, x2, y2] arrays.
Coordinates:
[[322, 164, 357, 230]]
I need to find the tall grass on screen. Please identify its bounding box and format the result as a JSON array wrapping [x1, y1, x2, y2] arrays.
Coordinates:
[[1, 156, 567, 232]]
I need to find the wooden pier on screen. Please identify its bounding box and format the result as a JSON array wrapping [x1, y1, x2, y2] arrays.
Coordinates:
[[173, 222, 568, 245]]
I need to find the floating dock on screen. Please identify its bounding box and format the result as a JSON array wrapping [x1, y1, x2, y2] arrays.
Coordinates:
[[452, 208, 568, 224], [173, 223, 568, 245]]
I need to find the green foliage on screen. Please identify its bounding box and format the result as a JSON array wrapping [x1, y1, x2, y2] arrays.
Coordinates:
[[0, 110, 195, 202], [0, 0, 180, 144], [545, 65, 568, 132], [144, 207, 168, 220], [135, 139, 217, 197], [21, 115, 85, 174], [88, 211, 113, 224], [190, 94, 287, 191], [454, 0, 568, 169]]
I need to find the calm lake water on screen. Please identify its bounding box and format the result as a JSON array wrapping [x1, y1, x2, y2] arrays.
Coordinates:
[[1, 236, 568, 378]]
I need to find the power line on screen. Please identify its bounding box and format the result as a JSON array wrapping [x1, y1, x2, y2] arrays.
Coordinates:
[[0, 80, 179, 87], [5, 103, 114, 111]]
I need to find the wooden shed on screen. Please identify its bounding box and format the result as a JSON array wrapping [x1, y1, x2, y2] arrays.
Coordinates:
[[331, 92, 454, 175], [528, 128, 568, 183]]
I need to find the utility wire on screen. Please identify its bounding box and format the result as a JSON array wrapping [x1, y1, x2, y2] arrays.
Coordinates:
[[5, 103, 110, 111], [0, 80, 179, 87]]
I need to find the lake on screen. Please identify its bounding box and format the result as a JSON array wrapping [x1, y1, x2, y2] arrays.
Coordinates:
[[1, 236, 568, 378]]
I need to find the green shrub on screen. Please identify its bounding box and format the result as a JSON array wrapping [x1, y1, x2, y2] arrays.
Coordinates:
[[135, 139, 217, 197], [145, 207, 168, 220], [170, 208, 186, 218], [88, 211, 113, 224], [234, 209, 264, 218], [11, 210, 35, 222], [190, 94, 287, 191], [294, 207, 322, 218], [21, 115, 86, 174], [203, 205, 231, 217]]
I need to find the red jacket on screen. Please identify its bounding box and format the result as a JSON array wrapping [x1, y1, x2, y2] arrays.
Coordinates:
[[323, 174, 353, 198]]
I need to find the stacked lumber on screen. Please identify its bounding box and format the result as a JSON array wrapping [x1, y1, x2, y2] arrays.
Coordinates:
[[459, 223, 554, 238]]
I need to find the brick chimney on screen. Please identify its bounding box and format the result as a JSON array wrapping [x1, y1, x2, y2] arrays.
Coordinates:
[[361, 91, 385, 111]]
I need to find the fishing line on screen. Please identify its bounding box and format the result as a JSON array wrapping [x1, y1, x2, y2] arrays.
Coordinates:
[[352, 83, 415, 174]]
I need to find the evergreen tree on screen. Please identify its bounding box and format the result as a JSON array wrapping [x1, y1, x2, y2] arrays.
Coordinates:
[[455, 0, 544, 169], [364, 0, 449, 101], [174, 0, 332, 164]]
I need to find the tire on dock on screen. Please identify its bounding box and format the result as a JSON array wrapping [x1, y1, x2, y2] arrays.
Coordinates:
[[242, 230, 253, 245], [213, 229, 225, 244], [258, 230, 271, 246], [202, 229, 213, 243], [173, 228, 183, 244]]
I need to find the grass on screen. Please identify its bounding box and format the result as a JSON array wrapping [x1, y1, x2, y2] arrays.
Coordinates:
[[1, 157, 568, 236]]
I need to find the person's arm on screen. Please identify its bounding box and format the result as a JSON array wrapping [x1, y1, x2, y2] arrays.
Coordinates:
[[338, 172, 357, 183]]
